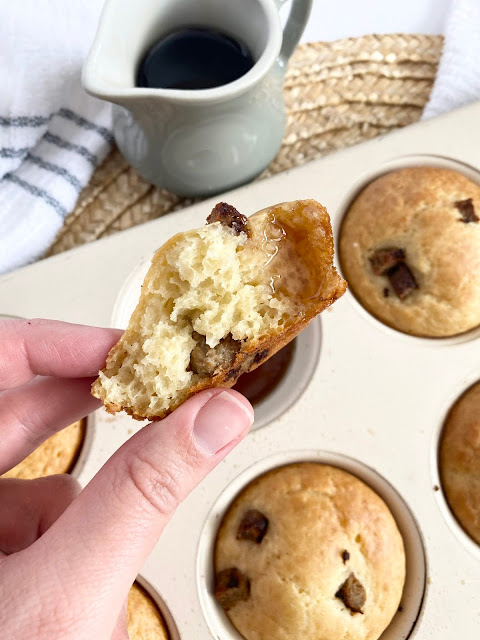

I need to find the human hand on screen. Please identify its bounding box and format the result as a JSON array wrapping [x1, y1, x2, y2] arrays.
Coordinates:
[[0, 319, 253, 639]]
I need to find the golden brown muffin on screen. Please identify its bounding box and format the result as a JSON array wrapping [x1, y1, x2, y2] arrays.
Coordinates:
[[93, 200, 346, 420], [127, 582, 169, 640], [214, 463, 406, 640], [340, 167, 480, 337], [439, 381, 480, 545], [1, 420, 85, 480]]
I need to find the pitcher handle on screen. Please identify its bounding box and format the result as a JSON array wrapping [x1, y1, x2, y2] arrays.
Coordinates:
[[274, 0, 313, 68]]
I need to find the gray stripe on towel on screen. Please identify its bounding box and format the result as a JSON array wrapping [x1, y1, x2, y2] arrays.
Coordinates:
[[0, 115, 50, 127], [4, 174, 67, 217], [27, 154, 83, 192], [44, 132, 98, 167], [58, 108, 113, 143], [0, 147, 29, 159]]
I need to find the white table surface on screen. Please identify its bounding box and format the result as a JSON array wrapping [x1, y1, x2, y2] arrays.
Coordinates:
[[296, 0, 451, 42]]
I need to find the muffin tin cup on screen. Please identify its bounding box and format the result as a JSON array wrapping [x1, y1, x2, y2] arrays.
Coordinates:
[[430, 370, 480, 561], [1, 101, 480, 639], [196, 450, 426, 640]]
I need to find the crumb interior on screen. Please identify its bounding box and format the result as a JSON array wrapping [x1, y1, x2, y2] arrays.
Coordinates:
[[98, 222, 297, 415]]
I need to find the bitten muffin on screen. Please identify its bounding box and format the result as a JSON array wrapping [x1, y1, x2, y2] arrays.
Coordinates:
[[214, 463, 406, 640], [439, 381, 480, 545], [340, 167, 480, 337], [127, 582, 169, 640], [1, 420, 85, 480], [92, 200, 346, 420]]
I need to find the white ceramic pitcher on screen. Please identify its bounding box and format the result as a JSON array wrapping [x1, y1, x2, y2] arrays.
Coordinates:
[[83, 0, 312, 196]]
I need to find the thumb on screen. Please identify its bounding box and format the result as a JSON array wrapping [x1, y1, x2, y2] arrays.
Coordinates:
[[20, 389, 253, 639]]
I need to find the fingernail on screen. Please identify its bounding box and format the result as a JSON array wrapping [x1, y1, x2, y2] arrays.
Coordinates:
[[194, 391, 254, 455]]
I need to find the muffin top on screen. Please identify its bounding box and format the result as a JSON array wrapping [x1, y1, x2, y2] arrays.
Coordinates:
[[127, 582, 169, 640], [340, 167, 480, 337], [1, 420, 85, 479], [214, 463, 405, 640], [440, 381, 480, 545]]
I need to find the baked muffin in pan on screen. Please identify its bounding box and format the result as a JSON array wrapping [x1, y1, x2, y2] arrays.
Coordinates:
[[340, 167, 480, 337], [127, 582, 169, 640], [214, 462, 406, 640], [440, 381, 480, 545], [1, 419, 85, 479]]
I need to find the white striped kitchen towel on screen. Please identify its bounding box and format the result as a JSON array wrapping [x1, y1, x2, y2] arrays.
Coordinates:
[[423, 0, 480, 119], [0, 0, 113, 274]]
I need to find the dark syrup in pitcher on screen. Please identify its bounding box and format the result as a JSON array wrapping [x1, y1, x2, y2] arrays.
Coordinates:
[[136, 27, 255, 90]]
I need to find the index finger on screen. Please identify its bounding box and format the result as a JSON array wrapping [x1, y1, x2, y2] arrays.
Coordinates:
[[0, 319, 122, 391]]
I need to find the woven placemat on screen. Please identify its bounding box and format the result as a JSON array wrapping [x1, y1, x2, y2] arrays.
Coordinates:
[[47, 33, 443, 257]]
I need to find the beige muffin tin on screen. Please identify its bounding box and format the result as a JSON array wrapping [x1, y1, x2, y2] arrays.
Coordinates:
[[1, 102, 480, 639]]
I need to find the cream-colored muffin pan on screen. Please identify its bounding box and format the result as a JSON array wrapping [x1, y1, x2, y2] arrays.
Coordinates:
[[1, 101, 479, 639]]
